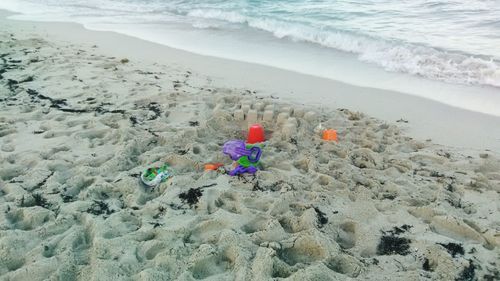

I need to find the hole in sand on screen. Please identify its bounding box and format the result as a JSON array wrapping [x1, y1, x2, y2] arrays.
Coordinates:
[[278, 217, 295, 233], [241, 216, 268, 234], [324, 255, 361, 277], [317, 175, 330, 186], [145, 243, 165, 260], [191, 253, 232, 279], [271, 262, 293, 278], [277, 237, 324, 266], [192, 146, 201, 155], [42, 245, 55, 258]]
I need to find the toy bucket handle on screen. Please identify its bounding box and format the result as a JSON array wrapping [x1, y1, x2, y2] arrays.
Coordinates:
[[247, 146, 262, 163]]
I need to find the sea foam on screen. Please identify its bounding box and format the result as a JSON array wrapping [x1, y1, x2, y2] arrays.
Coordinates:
[[184, 8, 500, 88]]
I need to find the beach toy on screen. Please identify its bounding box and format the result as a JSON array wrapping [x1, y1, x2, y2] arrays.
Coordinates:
[[204, 162, 224, 171], [247, 124, 265, 144], [223, 140, 262, 176], [229, 165, 258, 176], [322, 129, 338, 142], [223, 140, 262, 162], [140, 164, 171, 187]]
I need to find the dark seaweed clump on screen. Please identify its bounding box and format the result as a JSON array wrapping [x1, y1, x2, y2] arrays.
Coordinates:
[[179, 188, 203, 206], [376, 225, 412, 256], [61, 194, 75, 203], [147, 102, 161, 120], [389, 224, 412, 235], [33, 193, 51, 209], [438, 242, 464, 258], [314, 207, 328, 228], [483, 268, 500, 281], [422, 258, 432, 271], [377, 236, 411, 256], [129, 116, 139, 126], [87, 200, 113, 216], [252, 180, 263, 191], [455, 260, 476, 281]]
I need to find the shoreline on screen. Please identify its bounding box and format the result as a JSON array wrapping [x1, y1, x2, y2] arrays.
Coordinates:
[[3, 6, 500, 118], [1, 9, 499, 153]]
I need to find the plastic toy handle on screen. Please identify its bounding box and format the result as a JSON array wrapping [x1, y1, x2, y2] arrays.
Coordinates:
[[247, 146, 262, 163]]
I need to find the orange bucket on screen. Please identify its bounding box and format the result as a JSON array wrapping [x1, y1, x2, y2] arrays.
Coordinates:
[[322, 129, 338, 142]]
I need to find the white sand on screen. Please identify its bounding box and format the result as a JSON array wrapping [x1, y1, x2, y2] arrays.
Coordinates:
[[0, 12, 499, 281]]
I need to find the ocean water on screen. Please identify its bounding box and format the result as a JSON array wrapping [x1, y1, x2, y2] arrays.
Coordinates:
[[1, 0, 500, 115]]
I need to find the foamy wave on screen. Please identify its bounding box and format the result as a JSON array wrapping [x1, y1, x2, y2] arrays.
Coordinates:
[[187, 9, 500, 88], [187, 9, 246, 24], [191, 21, 221, 29]]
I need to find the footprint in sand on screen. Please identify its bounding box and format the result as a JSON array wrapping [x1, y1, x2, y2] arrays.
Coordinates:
[[1, 143, 15, 152], [214, 191, 242, 214], [276, 234, 327, 266], [186, 219, 230, 245], [241, 215, 271, 234], [188, 244, 234, 280], [325, 254, 363, 278]]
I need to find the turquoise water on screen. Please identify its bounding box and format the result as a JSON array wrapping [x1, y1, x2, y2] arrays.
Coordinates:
[[1, 0, 500, 115]]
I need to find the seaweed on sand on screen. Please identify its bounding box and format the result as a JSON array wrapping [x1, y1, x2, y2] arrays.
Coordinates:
[[27, 89, 124, 115], [376, 225, 412, 256], [34, 171, 54, 190], [178, 184, 216, 207], [313, 207, 328, 228], [422, 258, 432, 271], [32, 193, 51, 209], [61, 194, 75, 203], [377, 235, 411, 256], [455, 260, 476, 281], [7, 79, 19, 92], [129, 116, 139, 126], [390, 224, 412, 235], [27, 88, 68, 108], [179, 188, 203, 206], [147, 102, 161, 120], [87, 200, 113, 216], [438, 242, 464, 258]]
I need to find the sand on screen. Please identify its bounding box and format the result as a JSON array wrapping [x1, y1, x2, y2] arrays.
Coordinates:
[[1, 13, 499, 281]]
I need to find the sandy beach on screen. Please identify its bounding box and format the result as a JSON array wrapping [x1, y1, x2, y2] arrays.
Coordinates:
[[0, 11, 499, 281]]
